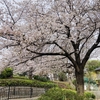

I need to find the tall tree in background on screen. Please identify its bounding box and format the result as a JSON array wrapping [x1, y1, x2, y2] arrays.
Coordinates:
[[0, 0, 100, 95]]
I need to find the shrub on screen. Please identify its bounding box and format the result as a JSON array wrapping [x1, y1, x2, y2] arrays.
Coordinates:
[[38, 87, 65, 100], [84, 92, 95, 99], [33, 75, 50, 82], [38, 87, 95, 100], [63, 89, 77, 99], [18, 71, 27, 76], [58, 72, 67, 81], [0, 67, 13, 79]]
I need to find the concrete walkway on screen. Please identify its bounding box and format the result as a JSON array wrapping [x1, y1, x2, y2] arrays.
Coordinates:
[[91, 91, 100, 100], [10, 96, 40, 100]]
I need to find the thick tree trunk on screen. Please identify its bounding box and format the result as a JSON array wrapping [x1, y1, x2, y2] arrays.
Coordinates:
[[75, 68, 84, 95]]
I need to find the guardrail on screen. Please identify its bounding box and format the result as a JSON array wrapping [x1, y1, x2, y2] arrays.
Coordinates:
[[0, 86, 46, 100]]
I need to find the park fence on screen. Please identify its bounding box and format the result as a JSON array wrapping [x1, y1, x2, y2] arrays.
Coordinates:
[[0, 86, 46, 100]]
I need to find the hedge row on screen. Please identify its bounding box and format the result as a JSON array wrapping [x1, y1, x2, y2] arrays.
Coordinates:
[[0, 79, 57, 88], [38, 87, 95, 100]]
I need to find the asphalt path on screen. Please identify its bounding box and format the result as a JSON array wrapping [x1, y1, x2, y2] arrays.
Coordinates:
[[91, 91, 100, 100], [10, 96, 40, 100]]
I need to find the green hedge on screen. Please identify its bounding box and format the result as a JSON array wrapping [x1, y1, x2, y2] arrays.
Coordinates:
[[38, 87, 95, 100], [0, 79, 56, 88]]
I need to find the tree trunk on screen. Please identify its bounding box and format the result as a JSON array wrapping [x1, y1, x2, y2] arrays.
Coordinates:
[[75, 68, 84, 95]]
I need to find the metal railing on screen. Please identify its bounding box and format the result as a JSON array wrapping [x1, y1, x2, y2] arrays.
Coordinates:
[[0, 86, 46, 100]]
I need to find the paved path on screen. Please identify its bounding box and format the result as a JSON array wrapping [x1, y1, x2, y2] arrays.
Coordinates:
[[10, 96, 40, 100], [91, 91, 100, 100]]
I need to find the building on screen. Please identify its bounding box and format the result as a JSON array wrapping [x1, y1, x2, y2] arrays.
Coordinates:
[[95, 67, 100, 86]]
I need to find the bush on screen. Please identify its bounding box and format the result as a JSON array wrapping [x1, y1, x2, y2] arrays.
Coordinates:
[[63, 89, 77, 99], [84, 92, 95, 99], [38, 87, 65, 100], [58, 72, 67, 81], [33, 75, 50, 82], [18, 71, 27, 76], [38, 87, 95, 100], [0, 67, 13, 79]]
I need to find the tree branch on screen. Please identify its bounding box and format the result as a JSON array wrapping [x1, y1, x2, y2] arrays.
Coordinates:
[[15, 1, 30, 23], [82, 28, 100, 67], [79, 22, 96, 54], [27, 48, 65, 56], [27, 47, 80, 72], [3, 0, 15, 24], [4, 43, 20, 49], [15, 59, 29, 66]]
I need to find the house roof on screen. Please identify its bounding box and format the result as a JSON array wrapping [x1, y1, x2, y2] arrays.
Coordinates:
[[95, 67, 100, 71]]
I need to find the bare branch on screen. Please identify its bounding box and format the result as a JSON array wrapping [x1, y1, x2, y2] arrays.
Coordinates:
[[3, 0, 15, 25], [15, 1, 31, 23]]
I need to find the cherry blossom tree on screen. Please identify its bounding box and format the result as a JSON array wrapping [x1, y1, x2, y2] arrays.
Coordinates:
[[0, 0, 100, 95]]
